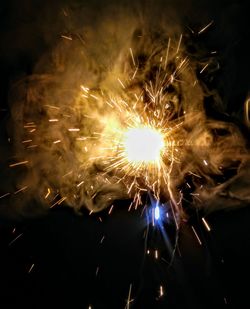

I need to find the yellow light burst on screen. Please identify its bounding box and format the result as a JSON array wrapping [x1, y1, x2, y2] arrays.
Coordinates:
[[123, 126, 165, 164]]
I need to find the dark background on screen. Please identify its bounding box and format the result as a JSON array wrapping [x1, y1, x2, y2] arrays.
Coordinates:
[[0, 0, 250, 308]]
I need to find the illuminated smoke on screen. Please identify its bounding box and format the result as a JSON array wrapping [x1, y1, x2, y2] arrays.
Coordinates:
[[0, 1, 249, 219]]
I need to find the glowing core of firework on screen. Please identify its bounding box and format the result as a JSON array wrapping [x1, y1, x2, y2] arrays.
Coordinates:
[[123, 127, 165, 164]]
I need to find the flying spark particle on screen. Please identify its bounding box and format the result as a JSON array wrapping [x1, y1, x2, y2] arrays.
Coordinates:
[[28, 264, 35, 274], [8, 233, 23, 246], [200, 63, 209, 74], [129, 47, 136, 67], [191, 226, 202, 245], [68, 128, 80, 132], [203, 159, 208, 166], [198, 20, 214, 35], [61, 35, 72, 41], [159, 285, 164, 297], [117, 78, 126, 89], [95, 267, 99, 276], [108, 205, 114, 215], [100, 236, 105, 244], [155, 250, 159, 259], [45, 188, 51, 199], [14, 186, 28, 194], [0, 192, 10, 199], [202, 217, 211, 231], [9, 161, 29, 168]]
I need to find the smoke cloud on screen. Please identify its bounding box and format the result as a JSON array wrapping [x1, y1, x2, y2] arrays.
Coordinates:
[[0, 0, 249, 219]]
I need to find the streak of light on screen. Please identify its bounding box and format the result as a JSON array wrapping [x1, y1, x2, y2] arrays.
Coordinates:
[[27, 145, 38, 149], [100, 235, 105, 244], [50, 197, 67, 208], [176, 34, 182, 54], [8, 233, 23, 246], [159, 285, 164, 297], [61, 35, 72, 41], [129, 48, 136, 67], [155, 250, 159, 259], [95, 266, 99, 276], [14, 186, 28, 194], [125, 284, 133, 309], [202, 217, 211, 232], [28, 264, 35, 274], [76, 181, 84, 187], [108, 205, 114, 215], [45, 188, 51, 199], [9, 161, 29, 168], [68, 128, 80, 132], [0, 193, 10, 199], [191, 226, 202, 245], [188, 171, 202, 178], [198, 20, 214, 35], [62, 171, 73, 177], [245, 97, 250, 126], [200, 63, 209, 74], [203, 159, 208, 166], [117, 78, 126, 89], [90, 94, 98, 100]]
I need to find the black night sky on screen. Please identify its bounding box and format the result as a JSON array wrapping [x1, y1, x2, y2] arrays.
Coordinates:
[[0, 1, 250, 308]]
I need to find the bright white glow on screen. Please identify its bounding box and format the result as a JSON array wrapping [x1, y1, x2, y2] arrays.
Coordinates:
[[124, 127, 164, 163], [154, 205, 160, 220]]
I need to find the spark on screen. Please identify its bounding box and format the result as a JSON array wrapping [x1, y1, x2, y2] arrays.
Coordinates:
[[245, 97, 250, 126], [8, 233, 23, 246], [100, 235, 105, 244], [45, 188, 51, 199], [0, 192, 10, 199], [117, 78, 126, 89], [203, 159, 208, 166], [50, 196, 67, 208], [76, 181, 84, 187], [108, 205, 114, 215], [159, 285, 164, 297], [14, 186, 28, 194], [68, 128, 80, 132], [22, 139, 32, 143], [61, 35, 72, 41], [129, 48, 136, 67], [9, 160, 29, 168], [198, 20, 214, 35], [191, 226, 202, 245], [176, 34, 182, 54], [95, 266, 99, 276], [200, 63, 209, 74], [155, 250, 159, 259], [125, 284, 134, 309], [202, 217, 211, 232], [28, 264, 35, 274]]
